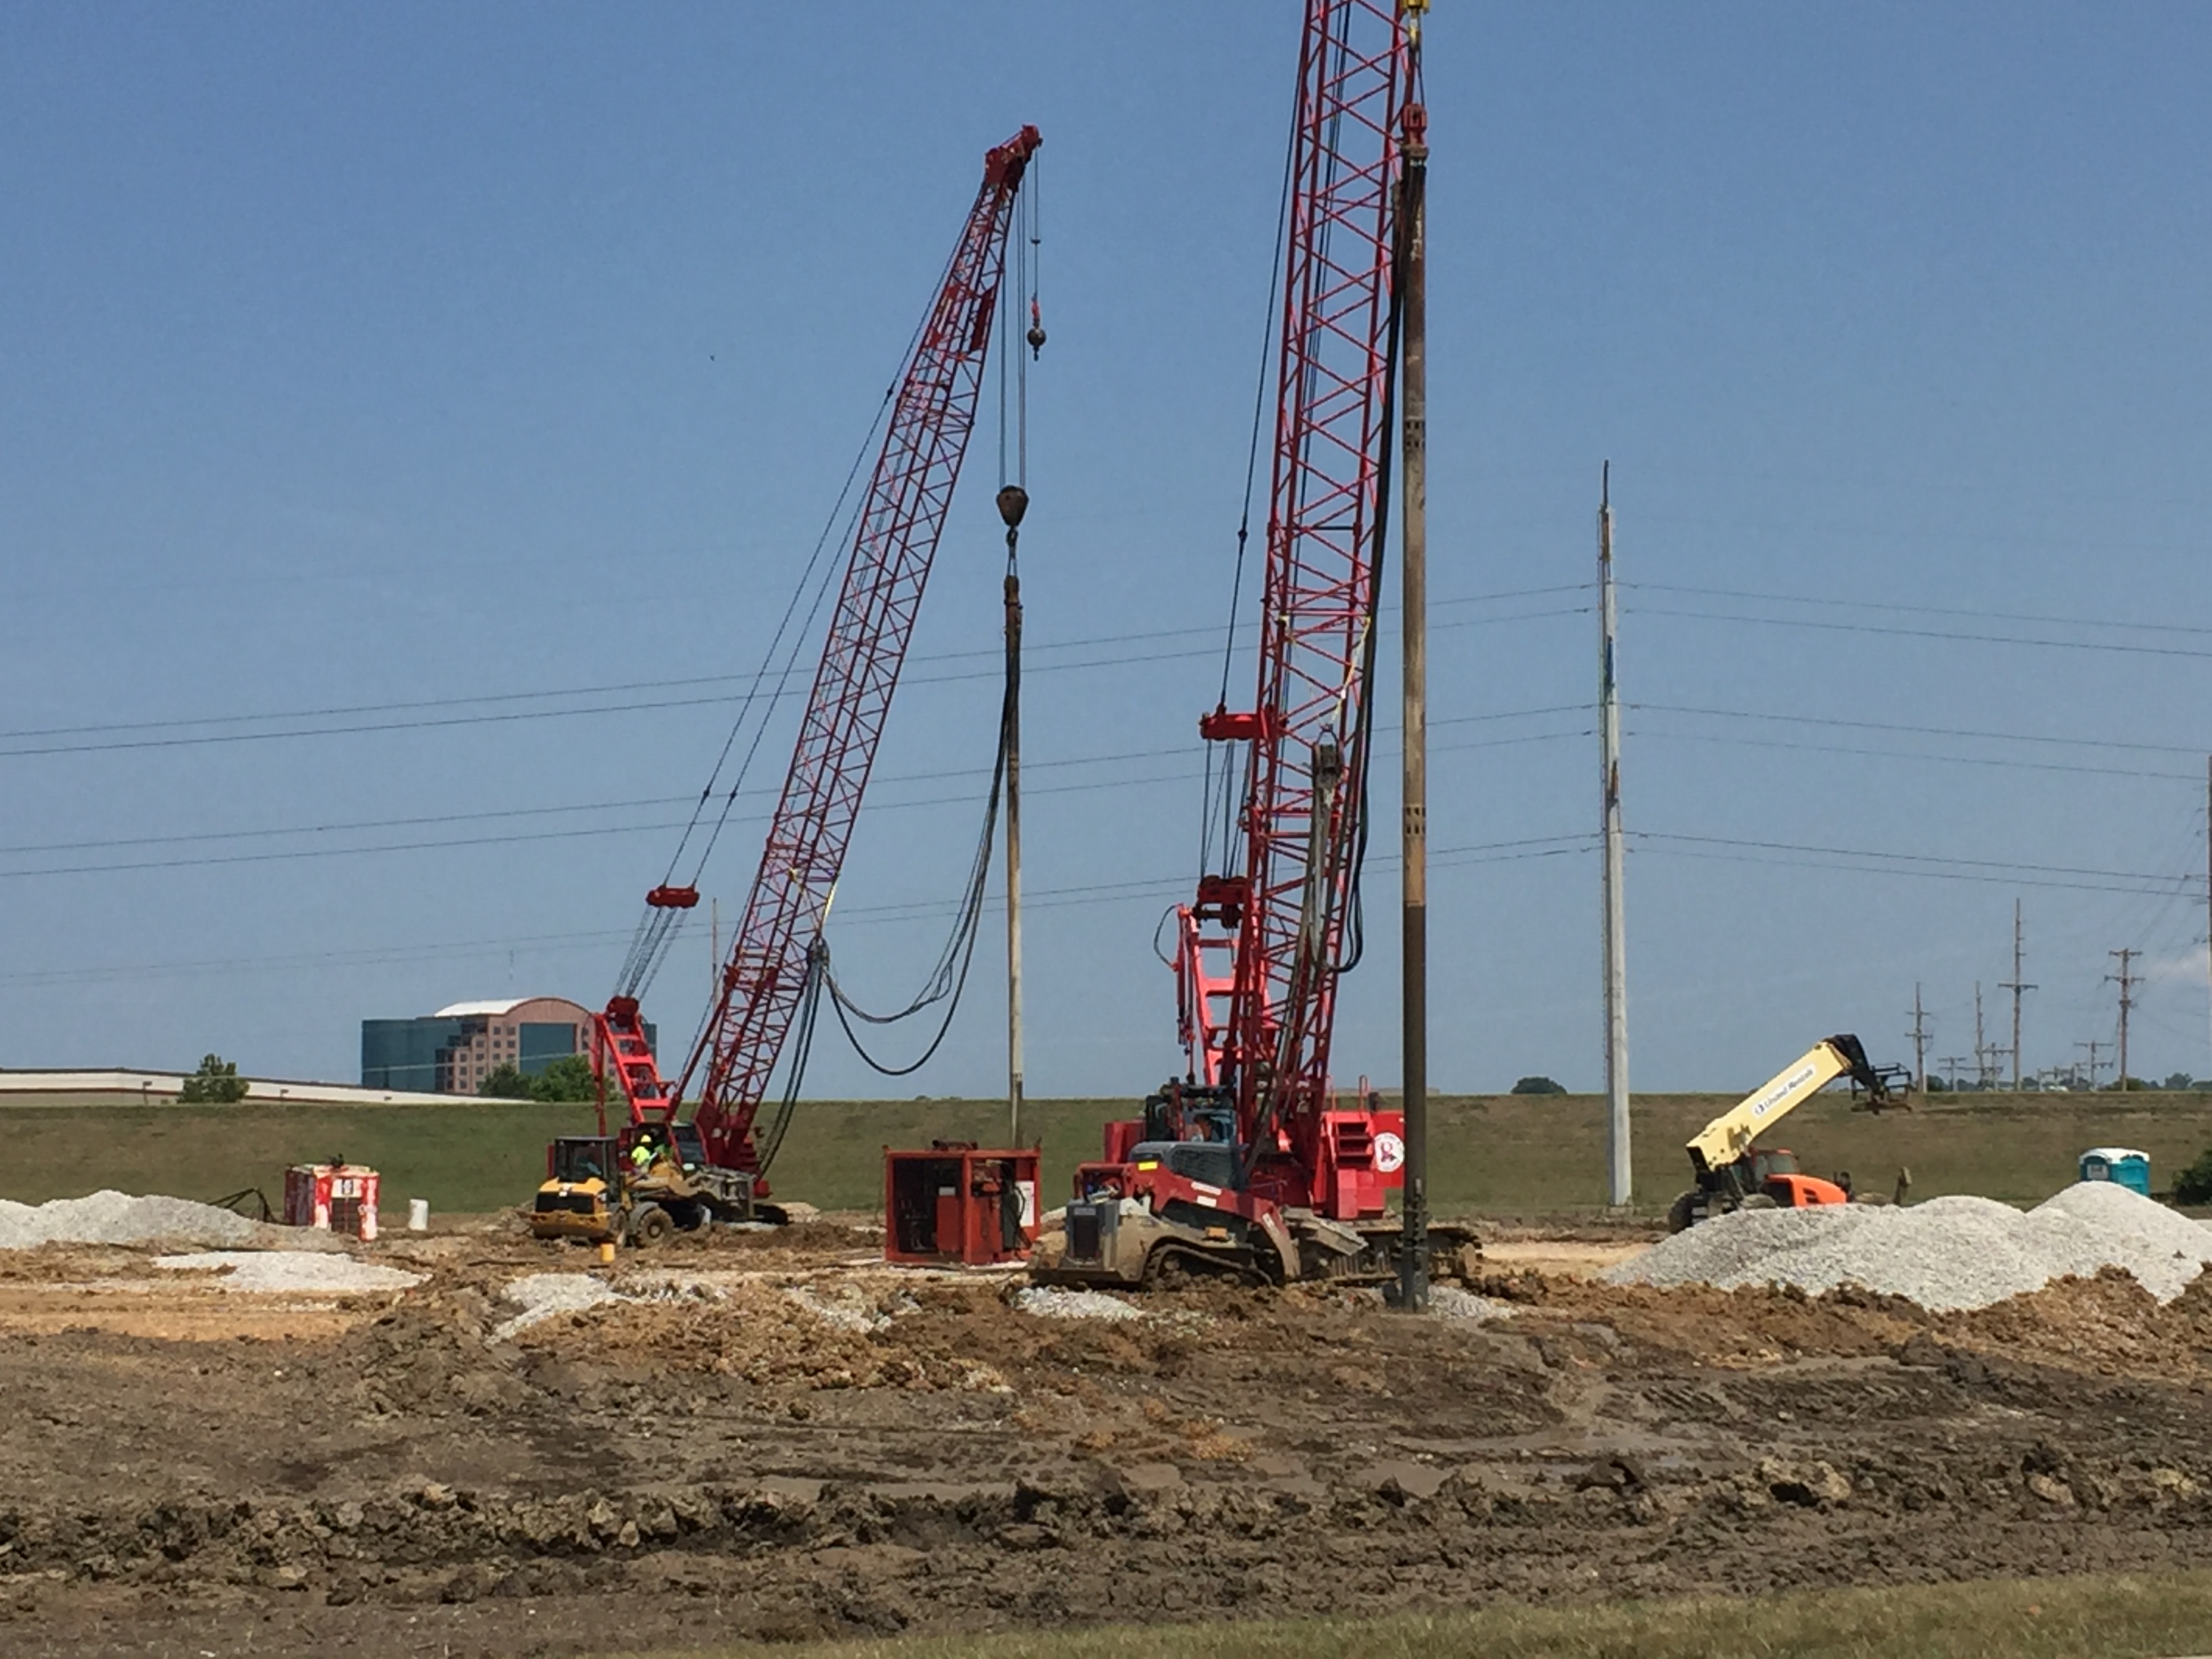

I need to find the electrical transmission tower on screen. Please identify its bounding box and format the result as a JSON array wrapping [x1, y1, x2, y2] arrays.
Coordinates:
[[2076, 1037, 2107, 1090], [1907, 984, 1929, 1092], [2107, 947, 2140, 1090], [1998, 899, 2035, 1092]]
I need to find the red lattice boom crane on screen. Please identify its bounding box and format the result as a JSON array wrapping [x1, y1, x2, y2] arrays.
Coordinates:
[[583, 126, 1040, 1226], [1044, 3, 1460, 1288]]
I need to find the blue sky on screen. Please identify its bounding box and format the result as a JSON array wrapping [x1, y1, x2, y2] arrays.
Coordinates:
[[3, 3, 2210, 1098]]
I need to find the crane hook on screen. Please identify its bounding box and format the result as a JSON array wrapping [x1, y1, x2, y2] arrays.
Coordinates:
[[1026, 298, 1046, 360], [996, 485, 1029, 529]]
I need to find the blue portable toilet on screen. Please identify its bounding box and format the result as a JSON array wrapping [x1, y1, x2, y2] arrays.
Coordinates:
[[2079, 1147, 2152, 1195]]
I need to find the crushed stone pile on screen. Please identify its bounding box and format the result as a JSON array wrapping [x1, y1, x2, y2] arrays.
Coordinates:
[[155, 1252, 424, 1293], [1425, 1284, 1517, 1322], [1609, 1181, 2212, 1312], [493, 1273, 622, 1340], [0, 1191, 262, 1250], [1011, 1286, 1145, 1322], [785, 1284, 915, 1332]]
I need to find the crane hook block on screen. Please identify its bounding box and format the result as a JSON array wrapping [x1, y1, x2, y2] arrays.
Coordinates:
[[646, 884, 701, 909], [1027, 299, 1047, 360], [996, 485, 1029, 530]]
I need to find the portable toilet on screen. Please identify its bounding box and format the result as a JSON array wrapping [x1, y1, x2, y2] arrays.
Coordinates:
[[2079, 1147, 2152, 1196]]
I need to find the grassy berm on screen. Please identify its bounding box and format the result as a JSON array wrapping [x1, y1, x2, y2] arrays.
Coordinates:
[[3, 1087, 2210, 1217], [663, 1570, 2212, 1659]]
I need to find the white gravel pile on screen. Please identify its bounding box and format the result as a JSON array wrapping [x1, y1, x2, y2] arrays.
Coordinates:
[[1608, 1182, 2212, 1312], [0, 1191, 262, 1250], [155, 1252, 424, 1293], [785, 1284, 898, 1332], [493, 1272, 623, 1340], [1425, 1284, 1517, 1322], [1012, 1286, 1145, 1322]]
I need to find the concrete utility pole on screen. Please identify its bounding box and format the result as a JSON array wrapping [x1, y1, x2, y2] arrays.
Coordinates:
[[1907, 984, 1929, 1093], [2108, 947, 2139, 1090], [1999, 900, 2035, 1091], [1599, 464, 1631, 1208], [1396, 89, 1431, 1313]]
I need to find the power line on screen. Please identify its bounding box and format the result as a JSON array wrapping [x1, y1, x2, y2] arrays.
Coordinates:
[[0, 832, 1601, 991], [0, 586, 1593, 760], [1633, 701, 2211, 758], [0, 719, 1595, 880], [1629, 603, 2212, 662], [1628, 580, 2212, 641]]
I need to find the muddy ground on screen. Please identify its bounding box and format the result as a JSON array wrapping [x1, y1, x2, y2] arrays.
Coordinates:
[[3, 1218, 2212, 1657]]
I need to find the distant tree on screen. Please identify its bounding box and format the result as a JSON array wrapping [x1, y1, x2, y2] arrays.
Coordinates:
[[478, 1053, 598, 1104], [2109, 1076, 2149, 1092], [2175, 1149, 2212, 1207], [530, 1054, 598, 1103], [1925, 1075, 1951, 1093], [2165, 1072, 2196, 1092], [178, 1053, 248, 1104], [478, 1063, 534, 1101], [1509, 1076, 1568, 1096]]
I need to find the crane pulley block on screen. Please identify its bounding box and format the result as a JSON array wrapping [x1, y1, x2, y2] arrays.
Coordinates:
[[1197, 708, 1278, 743]]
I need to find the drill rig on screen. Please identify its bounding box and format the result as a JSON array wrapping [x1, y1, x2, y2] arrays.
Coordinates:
[[1043, 2, 1461, 1288], [534, 126, 1042, 1242]]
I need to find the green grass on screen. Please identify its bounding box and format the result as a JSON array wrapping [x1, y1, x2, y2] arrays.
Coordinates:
[[5, 1089, 2211, 1221], [627, 1571, 2212, 1659]]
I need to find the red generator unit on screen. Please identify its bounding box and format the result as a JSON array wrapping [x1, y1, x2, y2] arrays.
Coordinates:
[[285, 1162, 380, 1241], [884, 1143, 1039, 1267]]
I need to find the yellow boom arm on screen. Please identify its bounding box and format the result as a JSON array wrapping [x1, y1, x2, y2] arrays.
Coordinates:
[[1687, 1034, 1885, 1175]]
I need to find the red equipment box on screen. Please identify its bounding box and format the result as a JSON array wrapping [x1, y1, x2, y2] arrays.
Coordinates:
[[284, 1162, 380, 1241], [883, 1143, 1039, 1267]]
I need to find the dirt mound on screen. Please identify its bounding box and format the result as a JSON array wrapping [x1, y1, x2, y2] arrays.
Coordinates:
[[1938, 1269, 2212, 1382]]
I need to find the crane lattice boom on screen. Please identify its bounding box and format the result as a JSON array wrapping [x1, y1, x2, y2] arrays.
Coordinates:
[[600, 125, 1040, 1185], [1185, 0, 1414, 1216]]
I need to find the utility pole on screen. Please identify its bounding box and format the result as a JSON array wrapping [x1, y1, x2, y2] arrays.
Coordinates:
[[1999, 899, 2035, 1092], [1973, 981, 1990, 1090], [2108, 947, 2139, 1090], [1599, 464, 1631, 1208], [997, 485, 1029, 1147], [2204, 754, 2210, 1077], [1906, 983, 1929, 1094], [1938, 1054, 1969, 1093], [2076, 1037, 2106, 1091], [1395, 80, 1431, 1312]]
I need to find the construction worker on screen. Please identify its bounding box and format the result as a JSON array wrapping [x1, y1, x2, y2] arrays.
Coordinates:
[[629, 1136, 655, 1176]]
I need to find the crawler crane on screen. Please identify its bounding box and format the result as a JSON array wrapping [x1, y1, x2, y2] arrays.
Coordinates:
[[1044, 2, 1465, 1288], [533, 126, 1041, 1245]]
